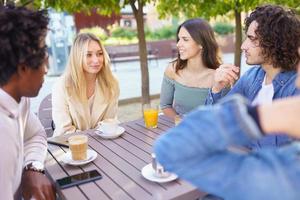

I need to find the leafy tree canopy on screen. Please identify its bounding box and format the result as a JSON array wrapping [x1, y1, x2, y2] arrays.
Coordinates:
[[41, 0, 121, 15], [157, 0, 299, 20], [156, 0, 260, 19], [33, 0, 153, 16]]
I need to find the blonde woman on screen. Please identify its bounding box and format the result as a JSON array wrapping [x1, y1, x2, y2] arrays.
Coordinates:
[[52, 33, 119, 136]]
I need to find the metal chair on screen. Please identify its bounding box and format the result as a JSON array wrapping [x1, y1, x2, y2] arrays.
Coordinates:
[[38, 94, 55, 137]]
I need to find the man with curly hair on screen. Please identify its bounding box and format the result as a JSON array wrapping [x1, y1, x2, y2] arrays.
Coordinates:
[[0, 5, 55, 200], [206, 4, 300, 148]]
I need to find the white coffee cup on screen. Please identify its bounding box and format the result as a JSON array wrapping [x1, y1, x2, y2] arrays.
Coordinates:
[[151, 153, 170, 178], [98, 119, 119, 135]]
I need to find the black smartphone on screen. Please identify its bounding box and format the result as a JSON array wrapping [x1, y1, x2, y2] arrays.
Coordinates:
[[56, 170, 102, 189], [47, 136, 69, 147]]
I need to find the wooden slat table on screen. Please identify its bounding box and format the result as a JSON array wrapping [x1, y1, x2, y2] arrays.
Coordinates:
[[45, 115, 206, 200]]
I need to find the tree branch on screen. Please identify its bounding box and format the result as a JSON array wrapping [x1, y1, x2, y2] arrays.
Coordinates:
[[129, 0, 137, 16]]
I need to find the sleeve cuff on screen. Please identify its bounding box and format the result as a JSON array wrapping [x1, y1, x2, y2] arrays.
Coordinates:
[[206, 89, 222, 105]]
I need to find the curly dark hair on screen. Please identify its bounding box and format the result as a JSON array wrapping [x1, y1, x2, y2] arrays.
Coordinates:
[[175, 18, 221, 73], [245, 4, 300, 71], [0, 4, 49, 86]]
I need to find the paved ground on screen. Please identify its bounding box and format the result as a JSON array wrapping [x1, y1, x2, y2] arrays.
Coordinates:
[[118, 98, 160, 122], [32, 54, 250, 122]]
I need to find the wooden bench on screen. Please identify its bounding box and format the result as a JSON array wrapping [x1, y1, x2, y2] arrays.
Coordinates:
[[106, 44, 159, 71], [171, 42, 178, 58]]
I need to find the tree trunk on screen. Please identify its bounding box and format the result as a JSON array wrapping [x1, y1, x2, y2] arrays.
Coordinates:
[[130, 0, 150, 104], [234, 9, 242, 77]]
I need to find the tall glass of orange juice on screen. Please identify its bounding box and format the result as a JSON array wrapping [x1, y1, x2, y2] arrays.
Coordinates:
[[143, 104, 159, 128]]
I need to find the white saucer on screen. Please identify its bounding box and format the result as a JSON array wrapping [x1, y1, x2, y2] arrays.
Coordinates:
[[62, 149, 97, 166], [95, 126, 125, 139], [141, 163, 178, 183]]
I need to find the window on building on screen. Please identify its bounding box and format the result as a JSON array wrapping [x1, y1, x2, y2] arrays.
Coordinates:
[[124, 20, 132, 27]]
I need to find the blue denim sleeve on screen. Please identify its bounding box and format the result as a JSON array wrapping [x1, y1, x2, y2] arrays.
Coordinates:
[[154, 95, 300, 200], [155, 95, 262, 165], [160, 76, 175, 110], [205, 87, 230, 105]]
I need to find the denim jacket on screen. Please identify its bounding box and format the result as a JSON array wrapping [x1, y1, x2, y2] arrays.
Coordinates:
[[205, 66, 299, 148], [155, 95, 300, 200]]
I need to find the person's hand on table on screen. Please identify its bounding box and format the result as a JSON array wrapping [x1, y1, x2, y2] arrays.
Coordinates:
[[21, 170, 56, 200]]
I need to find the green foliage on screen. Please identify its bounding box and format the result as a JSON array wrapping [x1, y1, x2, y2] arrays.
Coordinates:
[[156, 0, 260, 19], [107, 25, 178, 43], [81, 25, 177, 45], [79, 25, 138, 45], [145, 25, 177, 40], [41, 0, 122, 15], [213, 22, 235, 35], [80, 26, 108, 40], [263, 0, 300, 13], [110, 26, 137, 39], [156, 0, 299, 20]]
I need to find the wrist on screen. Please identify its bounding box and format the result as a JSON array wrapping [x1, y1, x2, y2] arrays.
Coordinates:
[[24, 161, 45, 174], [211, 85, 222, 93]]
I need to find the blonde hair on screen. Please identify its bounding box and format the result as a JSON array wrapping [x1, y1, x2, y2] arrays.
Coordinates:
[[63, 33, 119, 103]]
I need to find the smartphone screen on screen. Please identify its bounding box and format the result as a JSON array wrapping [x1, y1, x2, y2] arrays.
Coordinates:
[[56, 170, 102, 189]]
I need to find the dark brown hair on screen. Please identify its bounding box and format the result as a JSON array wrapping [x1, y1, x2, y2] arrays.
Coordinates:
[[174, 18, 221, 73], [245, 4, 300, 71]]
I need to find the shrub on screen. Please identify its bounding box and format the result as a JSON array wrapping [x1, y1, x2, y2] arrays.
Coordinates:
[[213, 22, 234, 35], [79, 24, 177, 45], [146, 25, 177, 40], [110, 26, 137, 39], [80, 26, 108, 40]]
